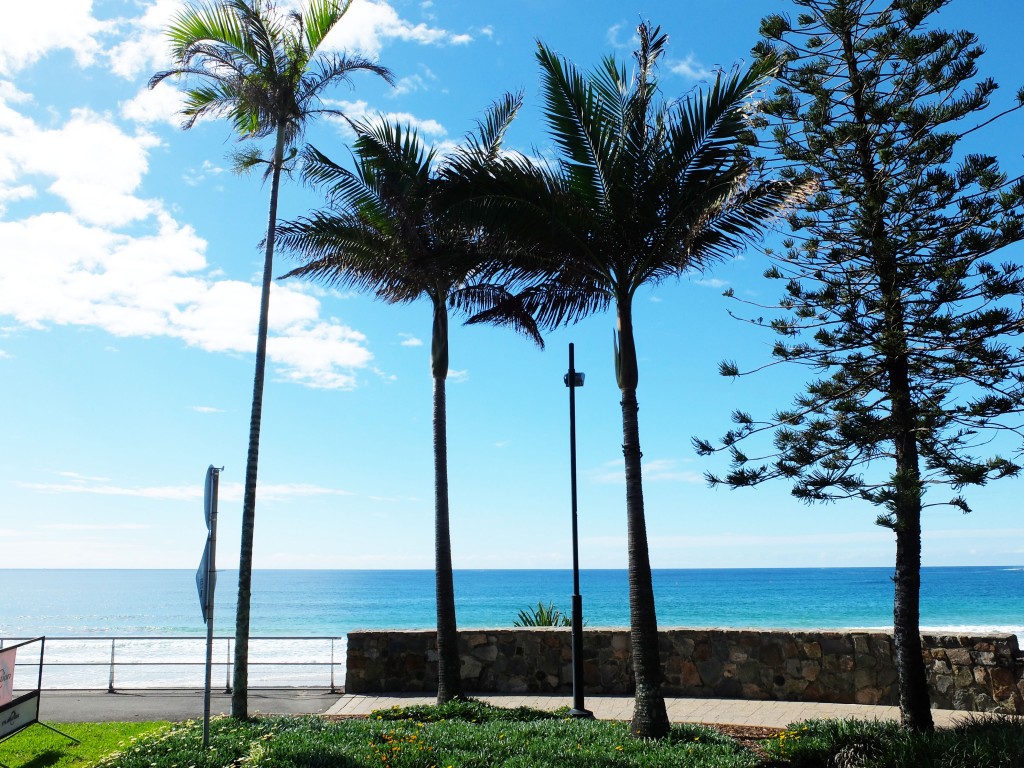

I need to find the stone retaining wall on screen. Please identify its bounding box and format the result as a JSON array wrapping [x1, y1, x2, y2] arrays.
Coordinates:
[[345, 628, 1024, 715]]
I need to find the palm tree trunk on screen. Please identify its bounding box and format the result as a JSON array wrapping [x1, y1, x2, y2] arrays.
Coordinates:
[[231, 122, 286, 720], [431, 301, 462, 702], [617, 300, 669, 739]]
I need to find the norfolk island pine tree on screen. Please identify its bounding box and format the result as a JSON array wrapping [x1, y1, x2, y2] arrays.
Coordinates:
[[150, 0, 393, 719], [695, 0, 1024, 731]]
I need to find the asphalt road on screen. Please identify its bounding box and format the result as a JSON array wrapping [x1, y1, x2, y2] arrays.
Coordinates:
[[35, 688, 340, 722]]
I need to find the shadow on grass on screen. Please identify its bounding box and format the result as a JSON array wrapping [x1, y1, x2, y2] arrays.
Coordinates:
[[14, 749, 69, 768]]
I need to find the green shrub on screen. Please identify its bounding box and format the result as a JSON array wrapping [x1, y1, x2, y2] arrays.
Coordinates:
[[372, 697, 566, 723], [513, 601, 571, 627], [761, 716, 1024, 768]]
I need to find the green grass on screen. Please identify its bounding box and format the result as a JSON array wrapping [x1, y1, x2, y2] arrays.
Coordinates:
[[5, 703, 1023, 768], [0, 721, 168, 768]]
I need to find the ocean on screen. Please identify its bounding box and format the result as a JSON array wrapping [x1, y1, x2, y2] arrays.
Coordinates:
[[1, 567, 1020, 688]]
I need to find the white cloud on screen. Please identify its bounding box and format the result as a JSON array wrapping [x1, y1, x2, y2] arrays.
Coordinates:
[[120, 82, 187, 127], [324, 0, 470, 58], [447, 368, 468, 383], [326, 99, 446, 137], [694, 277, 728, 288], [479, 25, 494, 39], [1, 104, 160, 227], [268, 318, 371, 389], [589, 458, 702, 484], [20, 480, 203, 501], [0, 0, 108, 75], [391, 68, 437, 97], [606, 22, 634, 50], [19, 478, 353, 503], [0, 349, 9, 359], [449, 33, 473, 46], [106, 0, 184, 79], [399, 332, 423, 347], [0, 98, 374, 389], [669, 54, 716, 82], [40, 523, 149, 531], [182, 160, 226, 187], [191, 405, 224, 413], [59, 471, 111, 482]]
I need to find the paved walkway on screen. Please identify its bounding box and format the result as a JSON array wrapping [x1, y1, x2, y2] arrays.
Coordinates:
[[38, 688, 340, 723], [328, 693, 970, 729], [36, 689, 978, 729]]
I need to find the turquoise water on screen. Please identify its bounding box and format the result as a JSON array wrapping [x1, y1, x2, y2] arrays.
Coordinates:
[[2, 567, 1020, 637], [2, 568, 1019, 688]]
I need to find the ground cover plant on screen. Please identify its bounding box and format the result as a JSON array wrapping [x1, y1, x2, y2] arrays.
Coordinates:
[[763, 716, 1024, 767], [76, 701, 1024, 768], [0, 721, 167, 768], [88, 701, 759, 768]]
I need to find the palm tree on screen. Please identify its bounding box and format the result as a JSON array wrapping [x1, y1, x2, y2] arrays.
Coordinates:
[[150, 0, 392, 719], [276, 94, 538, 703], [461, 23, 805, 737]]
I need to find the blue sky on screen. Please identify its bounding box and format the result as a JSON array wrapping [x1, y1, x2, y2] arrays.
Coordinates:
[[1, 0, 1023, 570]]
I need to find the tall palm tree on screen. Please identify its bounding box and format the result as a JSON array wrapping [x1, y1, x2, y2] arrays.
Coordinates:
[[276, 94, 538, 703], [462, 23, 805, 738], [150, 0, 392, 719]]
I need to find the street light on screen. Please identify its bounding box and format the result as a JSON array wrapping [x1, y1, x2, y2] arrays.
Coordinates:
[[565, 343, 593, 719]]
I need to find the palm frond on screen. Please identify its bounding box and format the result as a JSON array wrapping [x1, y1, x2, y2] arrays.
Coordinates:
[[450, 283, 544, 347], [301, 0, 351, 52], [153, 0, 390, 143], [536, 41, 616, 212], [277, 213, 428, 303], [466, 280, 612, 334]]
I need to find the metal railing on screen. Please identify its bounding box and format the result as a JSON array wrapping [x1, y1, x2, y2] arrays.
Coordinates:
[[0, 636, 344, 693]]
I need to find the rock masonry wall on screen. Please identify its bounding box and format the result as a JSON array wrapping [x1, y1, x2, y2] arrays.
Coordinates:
[[345, 628, 1024, 715]]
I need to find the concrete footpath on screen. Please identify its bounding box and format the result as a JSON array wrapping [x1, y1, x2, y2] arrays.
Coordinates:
[[37, 689, 973, 729]]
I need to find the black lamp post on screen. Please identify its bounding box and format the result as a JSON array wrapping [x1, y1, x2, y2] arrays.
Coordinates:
[[564, 343, 593, 718]]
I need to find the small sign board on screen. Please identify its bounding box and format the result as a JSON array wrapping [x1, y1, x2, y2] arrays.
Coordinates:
[[0, 691, 39, 740], [0, 647, 14, 706], [0, 638, 76, 749]]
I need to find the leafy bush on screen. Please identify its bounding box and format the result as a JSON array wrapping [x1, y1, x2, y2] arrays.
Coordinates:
[[373, 697, 566, 723], [761, 716, 1024, 768]]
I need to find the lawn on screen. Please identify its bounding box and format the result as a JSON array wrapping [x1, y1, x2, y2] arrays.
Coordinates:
[[1, 700, 1021, 767], [0, 721, 168, 768]]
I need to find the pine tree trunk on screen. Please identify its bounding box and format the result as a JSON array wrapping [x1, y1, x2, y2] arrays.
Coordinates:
[[893, 506, 932, 730], [840, 22, 933, 732], [890, 356, 933, 730], [231, 123, 286, 720], [431, 301, 462, 703], [617, 300, 669, 739]]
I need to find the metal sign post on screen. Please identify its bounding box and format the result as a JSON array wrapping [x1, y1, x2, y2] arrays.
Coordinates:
[[197, 465, 221, 749]]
